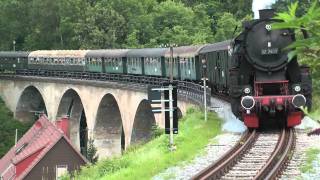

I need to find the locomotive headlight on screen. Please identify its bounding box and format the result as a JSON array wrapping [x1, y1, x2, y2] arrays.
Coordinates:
[[292, 94, 306, 108], [243, 87, 251, 94], [241, 96, 255, 110], [294, 85, 301, 92]]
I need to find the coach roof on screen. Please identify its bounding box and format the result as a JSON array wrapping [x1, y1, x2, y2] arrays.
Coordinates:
[[29, 50, 89, 58], [0, 51, 30, 57], [127, 48, 167, 58], [199, 40, 231, 54], [86, 49, 129, 58], [165, 45, 206, 58]]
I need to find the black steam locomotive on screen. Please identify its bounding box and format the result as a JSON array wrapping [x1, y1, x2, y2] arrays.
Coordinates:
[[226, 9, 312, 128]]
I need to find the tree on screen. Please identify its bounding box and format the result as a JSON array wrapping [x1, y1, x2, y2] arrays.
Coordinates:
[[214, 13, 241, 41], [86, 138, 98, 164], [272, 0, 312, 17], [273, 1, 320, 61], [74, 1, 126, 49]]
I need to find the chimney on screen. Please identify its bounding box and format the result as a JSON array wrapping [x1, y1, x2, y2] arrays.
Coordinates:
[[259, 9, 275, 20], [55, 116, 70, 139]]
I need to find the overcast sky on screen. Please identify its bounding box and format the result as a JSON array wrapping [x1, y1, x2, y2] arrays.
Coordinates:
[[252, 0, 277, 18]]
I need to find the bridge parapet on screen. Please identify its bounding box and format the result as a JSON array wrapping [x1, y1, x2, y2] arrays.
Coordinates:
[[14, 69, 211, 107]]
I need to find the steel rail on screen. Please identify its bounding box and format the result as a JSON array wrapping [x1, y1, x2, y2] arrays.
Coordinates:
[[192, 130, 257, 180], [255, 128, 295, 179]]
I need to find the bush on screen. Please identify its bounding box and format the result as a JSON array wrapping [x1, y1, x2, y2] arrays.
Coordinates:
[[151, 124, 163, 139]]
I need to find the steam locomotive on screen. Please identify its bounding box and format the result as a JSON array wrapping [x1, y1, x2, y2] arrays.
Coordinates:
[[0, 9, 311, 128], [226, 9, 312, 128]]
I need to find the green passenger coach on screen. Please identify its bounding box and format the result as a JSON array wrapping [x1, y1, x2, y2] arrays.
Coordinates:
[[168, 45, 205, 81], [86, 49, 129, 74], [126, 48, 167, 76], [199, 40, 232, 93], [28, 50, 89, 72], [0, 51, 29, 72]]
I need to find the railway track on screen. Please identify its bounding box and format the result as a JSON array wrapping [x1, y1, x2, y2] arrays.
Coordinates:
[[192, 128, 295, 180]]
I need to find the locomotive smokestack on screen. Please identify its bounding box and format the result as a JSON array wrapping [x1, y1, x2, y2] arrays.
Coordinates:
[[259, 9, 275, 20]]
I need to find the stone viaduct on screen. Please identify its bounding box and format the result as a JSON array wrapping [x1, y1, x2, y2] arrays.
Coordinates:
[[0, 76, 194, 159]]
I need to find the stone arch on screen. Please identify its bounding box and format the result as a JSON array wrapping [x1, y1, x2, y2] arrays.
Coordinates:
[[94, 94, 123, 158], [16, 86, 47, 122], [56, 89, 87, 153], [131, 99, 156, 145]]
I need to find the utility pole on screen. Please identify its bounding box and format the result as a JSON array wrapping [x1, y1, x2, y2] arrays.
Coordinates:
[[169, 45, 175, 151], [15, 129, 18, 147], [13, 40, 16, 51], [202, 59, 208, 122]]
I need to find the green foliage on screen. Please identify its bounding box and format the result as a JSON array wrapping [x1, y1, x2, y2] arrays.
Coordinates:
[[70, 108, 221, 180], [273, 1, 320, 61], [272, 0, 312, 17], [0, 0, 253, 50], [300, 148, 320, 173], [151, 124, 163, 139], [214, 13, 241, 41], [0, 98, 32, 158], [86, 138, 99, 164]]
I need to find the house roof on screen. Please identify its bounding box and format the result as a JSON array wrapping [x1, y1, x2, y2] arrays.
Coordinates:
[[0, 115, 87, 180]]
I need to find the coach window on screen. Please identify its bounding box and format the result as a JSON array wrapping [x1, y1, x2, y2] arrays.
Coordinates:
[[119, 58, 122, 66], [112, 58, 116, 67], [129, 58, 132, 67]]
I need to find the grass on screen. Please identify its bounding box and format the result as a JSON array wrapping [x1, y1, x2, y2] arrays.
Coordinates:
[[308, 110, 320, 123], [302, 93, 320, 123], [300, 148, 320, 173], [0, 98, 32, 158], [69, 108, 221, 180]]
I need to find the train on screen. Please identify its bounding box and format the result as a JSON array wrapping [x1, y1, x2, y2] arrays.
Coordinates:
[[0, 9, 312, 129]]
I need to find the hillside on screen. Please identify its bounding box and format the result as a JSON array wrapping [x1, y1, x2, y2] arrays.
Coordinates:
[[0, 98, 32, 158]]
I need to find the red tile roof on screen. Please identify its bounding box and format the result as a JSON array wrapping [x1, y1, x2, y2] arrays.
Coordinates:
[[0, 115, 87, 180]]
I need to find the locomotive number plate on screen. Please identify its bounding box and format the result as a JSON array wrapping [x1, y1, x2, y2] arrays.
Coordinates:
[[261, 48, 279, 55]]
